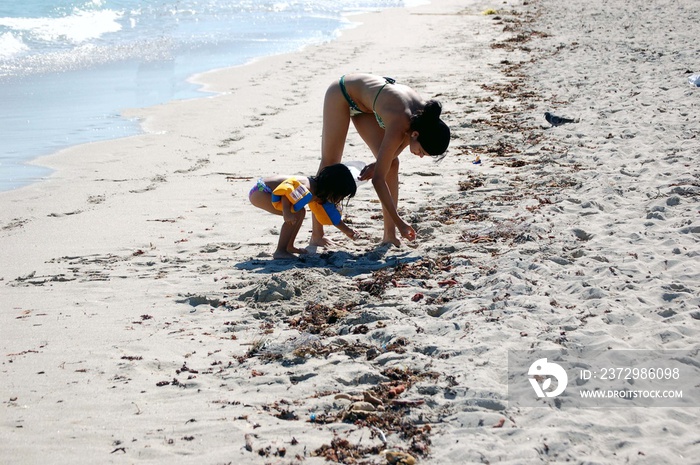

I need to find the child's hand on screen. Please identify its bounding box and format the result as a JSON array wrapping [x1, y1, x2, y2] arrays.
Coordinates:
[[349, 229, 370, 241], [336, 221, 362, 241], [345, 228, 358, 240]]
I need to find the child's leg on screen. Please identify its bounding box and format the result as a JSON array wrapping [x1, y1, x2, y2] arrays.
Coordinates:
[[249, 185, 279, 215], [274, 208, 306, 259], [250, 182, 294, 258]]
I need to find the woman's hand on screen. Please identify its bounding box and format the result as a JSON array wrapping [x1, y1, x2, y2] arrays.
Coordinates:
[[359, 162, 376, 181], [397, 221, 416, 241]]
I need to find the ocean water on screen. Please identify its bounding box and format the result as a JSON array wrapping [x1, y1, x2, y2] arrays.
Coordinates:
[[0, 0, 416, 191]]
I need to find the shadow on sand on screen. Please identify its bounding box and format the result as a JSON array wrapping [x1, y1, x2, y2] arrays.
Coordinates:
[[234, 245, 421, 277]]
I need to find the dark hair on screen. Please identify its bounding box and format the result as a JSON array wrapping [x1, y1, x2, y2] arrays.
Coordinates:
[[410, 100, 450, 156], [313, 163, 357, 204]]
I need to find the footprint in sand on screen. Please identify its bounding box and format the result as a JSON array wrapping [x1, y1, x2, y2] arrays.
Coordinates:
[[174, 158, 210, 174], [571, 228, 594, 241], [2, 218, 29, 230], [48, 210, 83, 217], [87, 194, 106, 204], [219, 132, 244, 147]]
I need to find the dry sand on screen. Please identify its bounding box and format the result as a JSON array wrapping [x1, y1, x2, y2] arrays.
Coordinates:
[[2, 0, 699, 463]]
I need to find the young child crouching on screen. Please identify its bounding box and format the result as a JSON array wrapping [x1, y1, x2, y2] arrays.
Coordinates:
[[249, 163, 358, 259]]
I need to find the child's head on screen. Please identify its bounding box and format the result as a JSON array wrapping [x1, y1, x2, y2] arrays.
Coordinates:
[[314, 163, 357, 204]]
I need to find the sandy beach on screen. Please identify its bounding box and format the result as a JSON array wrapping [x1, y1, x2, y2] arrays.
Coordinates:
[[2, 0, 699, 463]]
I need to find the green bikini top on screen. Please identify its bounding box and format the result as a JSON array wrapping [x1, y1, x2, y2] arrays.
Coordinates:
[[372, 77, 396, 129]]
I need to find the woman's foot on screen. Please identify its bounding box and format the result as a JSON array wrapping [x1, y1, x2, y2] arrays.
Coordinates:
[[273, 250, 298, 260], [381, 234, 401, 247]]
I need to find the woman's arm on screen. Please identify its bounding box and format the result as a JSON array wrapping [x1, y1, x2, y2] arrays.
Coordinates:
[[371, 129, 416, 241]]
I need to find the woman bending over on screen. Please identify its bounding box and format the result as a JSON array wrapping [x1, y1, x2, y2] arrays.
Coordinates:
[[312, 73, 450, 247]]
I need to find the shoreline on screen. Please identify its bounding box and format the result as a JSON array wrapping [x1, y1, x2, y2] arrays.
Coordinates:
[[2, 0, 699, 464], [0, 3, 387, 193]]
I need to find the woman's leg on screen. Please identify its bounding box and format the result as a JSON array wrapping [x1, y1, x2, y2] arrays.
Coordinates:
[[320, 81, 351, 169], [383, 156, 401, 246], [352, 114, 402, 246], [311, 81, 352, 246]]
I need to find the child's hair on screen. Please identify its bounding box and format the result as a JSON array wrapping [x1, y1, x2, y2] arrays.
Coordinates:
[[313, 163, 357, 204], [410, 99, 451, 156]]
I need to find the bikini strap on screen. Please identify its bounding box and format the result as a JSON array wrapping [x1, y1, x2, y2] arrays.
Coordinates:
[[372, 77, 395, 112]]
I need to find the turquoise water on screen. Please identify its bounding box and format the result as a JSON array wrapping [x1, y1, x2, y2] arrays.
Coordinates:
[[0, 0, 409, 191]]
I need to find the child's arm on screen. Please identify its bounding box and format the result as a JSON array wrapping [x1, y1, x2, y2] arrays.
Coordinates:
[[334, 220, 357, 240], [309, 201, 358, 239], [281, 197, 301, 224]]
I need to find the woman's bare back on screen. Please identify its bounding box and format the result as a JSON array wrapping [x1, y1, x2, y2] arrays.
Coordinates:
[[340, 73, 423, 123]]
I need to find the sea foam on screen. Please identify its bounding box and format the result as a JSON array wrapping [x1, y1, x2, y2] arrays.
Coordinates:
[[0, 32, 29, 59], [0, 8, 122, 44]]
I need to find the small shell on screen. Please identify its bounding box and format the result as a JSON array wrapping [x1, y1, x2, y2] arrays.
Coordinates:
[[349, 401, 376, 412], [363, 391, 384, 406], [385, 450, 417, 465]]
